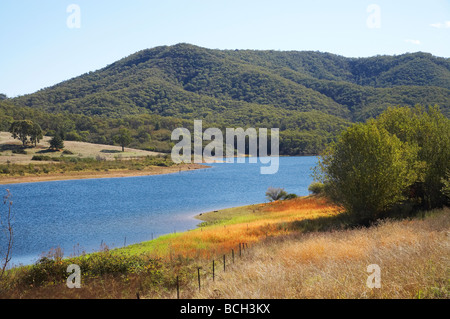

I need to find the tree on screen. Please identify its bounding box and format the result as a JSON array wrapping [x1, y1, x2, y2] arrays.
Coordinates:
[[8, 120, 35, 147], [376, 106, 450, 209], [315, 122, 418, 223], [29, 123, 43, 147], [265, 187, 288, 202], [1, 190, 14, 281], [49, 134, 64, 150], [114, 128, 132, 152], [441, 170, 450, 200]]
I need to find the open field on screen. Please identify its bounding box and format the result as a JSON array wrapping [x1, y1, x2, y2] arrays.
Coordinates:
[[0, 131, 162, 164], [2, 196, 447, 299], [0, 131, 207, 184]]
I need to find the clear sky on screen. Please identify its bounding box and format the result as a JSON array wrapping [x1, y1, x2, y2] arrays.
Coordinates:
[[0, 0, 449, 97]]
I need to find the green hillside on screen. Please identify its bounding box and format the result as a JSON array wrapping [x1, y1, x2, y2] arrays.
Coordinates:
[[2, 43, 449, 155]]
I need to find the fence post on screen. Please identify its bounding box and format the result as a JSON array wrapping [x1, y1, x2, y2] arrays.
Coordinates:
[[223, 255, 226, 272], [212, 260, 215, 281], [176, 275, 180, 299], [232, 249, 234, 264], [239, 243, 242, 257], [198, 268, 201, 291]]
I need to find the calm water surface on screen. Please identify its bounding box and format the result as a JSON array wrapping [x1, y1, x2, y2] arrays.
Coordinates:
[[2, 156, 317, 266]]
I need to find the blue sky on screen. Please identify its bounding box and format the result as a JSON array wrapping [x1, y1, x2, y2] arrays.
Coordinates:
[[0, 0, 449, 97]]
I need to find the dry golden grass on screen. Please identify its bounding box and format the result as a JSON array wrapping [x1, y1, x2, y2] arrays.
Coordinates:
[[0, 131, 161, 164], [192, 207, 450, 299]]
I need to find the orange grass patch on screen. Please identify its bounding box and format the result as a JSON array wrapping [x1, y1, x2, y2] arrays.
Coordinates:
[[145, 196, 341, 260]]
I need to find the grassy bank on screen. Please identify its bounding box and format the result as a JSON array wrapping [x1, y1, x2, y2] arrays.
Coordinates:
[[0, 196, 448, 299]]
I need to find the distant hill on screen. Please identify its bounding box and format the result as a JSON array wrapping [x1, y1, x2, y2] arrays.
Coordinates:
[[4, 43, 450, 155]]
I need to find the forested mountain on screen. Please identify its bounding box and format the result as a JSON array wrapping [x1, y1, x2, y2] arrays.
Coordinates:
[[3, 43, 450, 155]]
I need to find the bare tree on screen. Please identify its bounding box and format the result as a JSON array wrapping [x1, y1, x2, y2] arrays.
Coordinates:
[[1, 190, 14, 279], [265, 187, 288, 202]]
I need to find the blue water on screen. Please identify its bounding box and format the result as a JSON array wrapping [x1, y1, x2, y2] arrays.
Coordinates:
[[1, 156, 317, 266]]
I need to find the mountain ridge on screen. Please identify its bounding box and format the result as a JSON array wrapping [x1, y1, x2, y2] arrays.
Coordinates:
[[2, 43, 449, 155], [11, 43, 450, 121]]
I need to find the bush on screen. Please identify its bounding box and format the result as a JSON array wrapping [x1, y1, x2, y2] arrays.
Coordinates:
[[283, 193, 298, 200], [20, 257, 68, 287], [31, 155, 51, 161], [308, 182, 325, 195], [12, 149, 27, 154]]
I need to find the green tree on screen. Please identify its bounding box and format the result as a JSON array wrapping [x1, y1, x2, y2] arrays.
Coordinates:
[[8, 120, 35, 147], [315, 122, 418, 223], [114, 128, 132, 152], [441, 170, 450, 200], [376, 106, 450, 209], [29, 123, 43, 147], [49, 134, 64, 150]]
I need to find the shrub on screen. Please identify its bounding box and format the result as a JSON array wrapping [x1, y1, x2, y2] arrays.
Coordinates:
[[308, 182, 325, 195], [31, 155, 51, 161], [12, 149, 27, 154], [283, 193, 298, 200]]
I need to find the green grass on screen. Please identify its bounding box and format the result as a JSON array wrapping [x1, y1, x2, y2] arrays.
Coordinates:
[[194, 204, 265, 227]]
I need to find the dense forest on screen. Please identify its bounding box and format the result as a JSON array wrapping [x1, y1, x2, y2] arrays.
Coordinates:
[[2, 43, 449, 155]]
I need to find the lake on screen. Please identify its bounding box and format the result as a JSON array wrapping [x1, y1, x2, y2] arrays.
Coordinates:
[[1, 156, 317, 266]]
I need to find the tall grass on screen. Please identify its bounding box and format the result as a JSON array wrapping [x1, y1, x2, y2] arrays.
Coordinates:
[[193, 207, 449, 299]]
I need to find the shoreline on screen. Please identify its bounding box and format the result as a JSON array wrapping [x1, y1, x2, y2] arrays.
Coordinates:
[[0, 163, 209, 185]]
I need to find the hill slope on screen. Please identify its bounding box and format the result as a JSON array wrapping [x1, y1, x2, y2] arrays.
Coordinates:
[[12, 44, 450, 120], [4, 44, 450, 155]]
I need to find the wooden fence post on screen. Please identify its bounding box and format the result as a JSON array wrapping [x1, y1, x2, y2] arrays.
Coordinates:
[[232, 249, 234, 263], [223, 255, 226, 272], [176, 275, 180, 299], [212, 260, 215, 281], [197, 268, 201, 291]]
